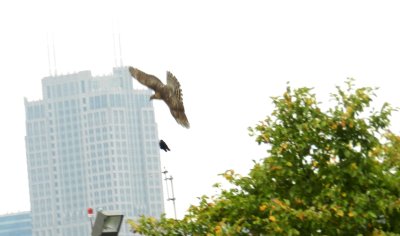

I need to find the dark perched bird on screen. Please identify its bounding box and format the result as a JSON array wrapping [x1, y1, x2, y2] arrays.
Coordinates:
[[159, 140, 170, 152], [129, 67, 190, 128]]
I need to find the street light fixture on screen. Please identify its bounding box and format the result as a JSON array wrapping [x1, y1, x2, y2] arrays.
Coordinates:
[[91, 211, 124, 236]]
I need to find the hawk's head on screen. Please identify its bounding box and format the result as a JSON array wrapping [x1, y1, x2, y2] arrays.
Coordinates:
[[150, 93, 162, 100], [129, 67, 139, 78]]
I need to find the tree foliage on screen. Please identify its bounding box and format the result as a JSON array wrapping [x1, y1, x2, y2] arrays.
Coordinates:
[[128, 79, 400, 235]]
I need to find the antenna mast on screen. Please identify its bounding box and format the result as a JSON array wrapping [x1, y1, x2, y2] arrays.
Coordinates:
[[112, 20, 123, 68], [46, 33, 58, 76], [52, 34, 57, 76], [46, 34, 52, 76], [112, 21, 118, 68], [118, 33, 123, 67]]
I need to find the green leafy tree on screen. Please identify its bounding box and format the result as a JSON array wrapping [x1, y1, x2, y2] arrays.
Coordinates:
[[128, 79, 400, 235]]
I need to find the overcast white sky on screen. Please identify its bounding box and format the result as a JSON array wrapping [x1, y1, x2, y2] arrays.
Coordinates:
[[1, 0, 400, 219]]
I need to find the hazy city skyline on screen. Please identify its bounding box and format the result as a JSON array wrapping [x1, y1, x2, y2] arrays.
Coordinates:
[[1, 0, 400, 221], [25, 67, 163, 235]]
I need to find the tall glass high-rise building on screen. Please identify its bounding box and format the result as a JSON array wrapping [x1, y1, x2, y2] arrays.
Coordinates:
[[24, 67, 164, 236]]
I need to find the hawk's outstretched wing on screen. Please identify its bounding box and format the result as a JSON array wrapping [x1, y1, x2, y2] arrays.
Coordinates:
[[129, 67, 164, 91], [129, 67, 190, 128], [169, 108, 190, 128], [166, 71, 182, 101], [165, 71, 190, 128]]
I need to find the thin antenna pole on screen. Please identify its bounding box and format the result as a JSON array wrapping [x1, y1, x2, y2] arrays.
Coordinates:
[[52, 34, 57, 76], [118, 33, 123, 67], [46, 34, 52, 76], [112, 21, 118, 68]]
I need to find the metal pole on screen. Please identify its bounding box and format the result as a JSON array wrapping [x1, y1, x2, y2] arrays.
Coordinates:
[[87, 208, 94, 235], [168, 175, 177, 219], [162, 169, 170, 200]]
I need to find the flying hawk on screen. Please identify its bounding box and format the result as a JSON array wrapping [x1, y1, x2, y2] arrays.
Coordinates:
[[129, 67, 190, 128], [159, 140, 170, 152]]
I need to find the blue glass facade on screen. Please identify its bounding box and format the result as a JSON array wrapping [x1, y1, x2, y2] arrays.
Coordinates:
[[0, 212, 31, 236]]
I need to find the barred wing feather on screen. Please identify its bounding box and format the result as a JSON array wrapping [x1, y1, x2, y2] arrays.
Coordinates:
[[129, 67, 164, 91]]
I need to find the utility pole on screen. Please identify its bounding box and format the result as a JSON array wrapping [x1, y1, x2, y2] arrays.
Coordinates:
[[162, 168, 177, 219]]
